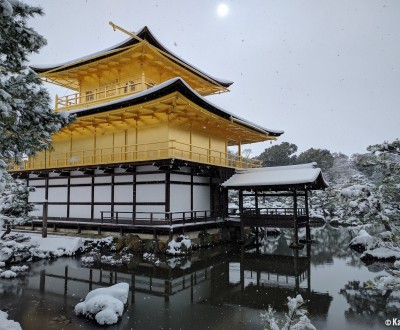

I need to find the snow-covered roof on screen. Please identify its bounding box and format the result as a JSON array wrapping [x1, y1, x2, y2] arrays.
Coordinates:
[[69, 77, 284, 137], [31, 26, 233, 88], [222, 162, 328, 190]]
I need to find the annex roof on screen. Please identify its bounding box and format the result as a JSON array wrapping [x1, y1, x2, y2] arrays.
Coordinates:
[[222, 163, 328, 190], [67, 77, 284, 137], [31, 26, 232, 88]]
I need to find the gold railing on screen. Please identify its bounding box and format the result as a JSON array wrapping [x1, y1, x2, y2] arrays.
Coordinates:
[[8, 140, 262, 171], [55, 79, 156, 111]]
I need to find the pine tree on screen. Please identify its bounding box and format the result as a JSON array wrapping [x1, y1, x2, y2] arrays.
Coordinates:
[[0, 177, 34, 224], [0, 0, 73, 225]]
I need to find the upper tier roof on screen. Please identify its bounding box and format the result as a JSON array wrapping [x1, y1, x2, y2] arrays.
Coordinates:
[[31, 26, 233, 88], [67, 77, 284, 138]]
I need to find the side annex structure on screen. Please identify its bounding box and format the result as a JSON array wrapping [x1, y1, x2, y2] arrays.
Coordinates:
[[9, 25, 283, 237]]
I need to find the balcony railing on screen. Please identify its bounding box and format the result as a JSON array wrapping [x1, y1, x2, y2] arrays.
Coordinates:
[[8, 140, 262, 171], [55, 79, 156, 111]]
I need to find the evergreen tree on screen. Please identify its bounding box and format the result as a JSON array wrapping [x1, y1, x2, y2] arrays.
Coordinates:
[[297, 148, 334, 172], [258, 142, 298, 167], [0, 0, 73, 186], [0, 177, 34, 224]]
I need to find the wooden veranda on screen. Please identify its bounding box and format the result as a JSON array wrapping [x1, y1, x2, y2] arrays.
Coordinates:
[[222, 163, 328, 247]]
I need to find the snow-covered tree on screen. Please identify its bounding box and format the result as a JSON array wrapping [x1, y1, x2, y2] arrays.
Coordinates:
[[0, 0, 73, 173], [261, 295, 315, 330], [0, 176, 34, 225], [0, 0, 73, 226]]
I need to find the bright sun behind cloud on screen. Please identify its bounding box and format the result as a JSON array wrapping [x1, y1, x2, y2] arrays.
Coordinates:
[[217, 3, 229, 17]]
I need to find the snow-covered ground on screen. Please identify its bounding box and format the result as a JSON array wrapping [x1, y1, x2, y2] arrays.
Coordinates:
[[0, 232, 84, 265], [0, 310, 22, 330]]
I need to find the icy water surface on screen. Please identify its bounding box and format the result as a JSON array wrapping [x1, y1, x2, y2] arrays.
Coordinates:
[[0, 225, 396, 330]]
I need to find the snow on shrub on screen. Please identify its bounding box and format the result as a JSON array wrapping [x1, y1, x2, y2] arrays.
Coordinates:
[[361, 245, 400, 261], [0, 233, 84, 264], [261, 294, 315, 330], [349, 229, 379, 252], [81, 256, 94, 265], [75, 283, 129, 325], [0, 270, 17, 278], [166, 235, 192, 255], [0, 310, 22, 330]]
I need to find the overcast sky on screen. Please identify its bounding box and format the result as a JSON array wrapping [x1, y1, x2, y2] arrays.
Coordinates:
[[25, 0, 400, 157]]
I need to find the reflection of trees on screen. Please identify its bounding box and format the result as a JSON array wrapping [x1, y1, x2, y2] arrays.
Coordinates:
[[340, 280, 399, 323]]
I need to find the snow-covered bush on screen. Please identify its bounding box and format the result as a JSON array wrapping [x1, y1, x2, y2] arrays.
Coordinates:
[[261, 294, 315, 330], [166, 235, 192, 255], [75, 283, 129, 325], [0, 178, 34, 225], [349, 229, 380, 252]]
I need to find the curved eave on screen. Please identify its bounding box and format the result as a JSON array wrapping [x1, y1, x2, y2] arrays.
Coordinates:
[[69, 77, 282, 137], [31, 26, 233, 88]]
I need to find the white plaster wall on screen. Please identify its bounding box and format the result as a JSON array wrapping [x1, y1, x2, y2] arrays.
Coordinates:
[[70, 187, 91, 203], [49, 178, 68, 186], [29, 179, 45, 186], [94, 186, 111, 203], [94, 205, 111, 219], [136, 184, 165, 202], [193, 186, 210, 211], [69, 205, 91, 218], [136, 165, 158, 172], [114, 175, 133, 183], [48, 187, 68, 202], [70, 177, 91, 184], [170, 184, 191, 213], [136, 205, 165, 219], [136, 173, 165, 182], [114, 205, 134, 213], [170, 174, 191, 182], [29, 188, 45, 203], [193, 176, 210, 184], [48, 205, 67, 218], [114, 185, 133, 203], [95, 176, 111, 184]]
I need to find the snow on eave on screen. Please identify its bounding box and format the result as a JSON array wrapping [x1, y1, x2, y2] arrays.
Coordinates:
[[30, 26, 233, 88], [222, 163, 329, 189], [68, 77, 283, 137]]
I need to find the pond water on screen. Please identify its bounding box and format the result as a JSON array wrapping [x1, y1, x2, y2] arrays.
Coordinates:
[[0, 225, 397, 330]]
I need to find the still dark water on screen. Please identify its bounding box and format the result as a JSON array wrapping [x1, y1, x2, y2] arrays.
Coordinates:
[[0, 225, 397, 330]]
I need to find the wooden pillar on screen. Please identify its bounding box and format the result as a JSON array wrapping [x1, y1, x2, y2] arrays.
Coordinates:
[[111, 171, 115, 219], [294, 249, 300, 293], [305, 190, 311, 242], [190, 172, 194, 211], [290, 190, 300, 248], [255, 190, 259, 215], [165, 171, 170, 218], [132, 167, 136, 222], [238, 140, 242, 168], [239, 189, 244, 242], [90, 175, 94, 220], [66, 176, 71, 219], [42, 172, 49, 238]]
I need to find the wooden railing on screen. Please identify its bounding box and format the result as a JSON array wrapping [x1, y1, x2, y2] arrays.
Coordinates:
[[8, 140, 262, 171], [100, 209, 223, 226], [55, 78, 156, 111], [243, 207, 307, 216]]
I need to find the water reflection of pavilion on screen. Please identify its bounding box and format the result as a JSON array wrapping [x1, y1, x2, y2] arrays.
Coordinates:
[[36, 244, 332, 318]]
